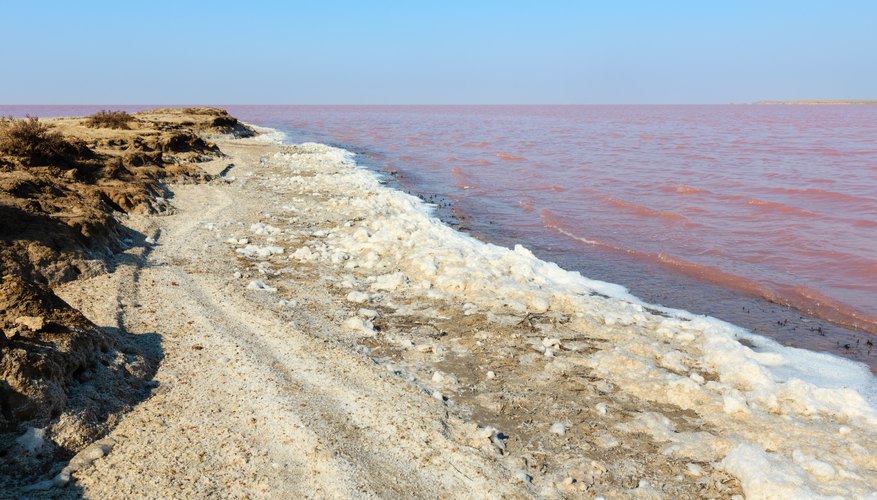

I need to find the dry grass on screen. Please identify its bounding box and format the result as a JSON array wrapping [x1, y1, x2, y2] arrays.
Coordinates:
[[86, 110, 133, 129], [0, 116, 88, 166]]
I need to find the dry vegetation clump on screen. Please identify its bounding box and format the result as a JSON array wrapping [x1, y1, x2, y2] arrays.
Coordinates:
[[0, 116, 90, 166], [86, 110, 133, 129]]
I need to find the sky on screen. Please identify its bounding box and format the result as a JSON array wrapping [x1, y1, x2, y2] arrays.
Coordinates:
[[0, 0, 874, 104]]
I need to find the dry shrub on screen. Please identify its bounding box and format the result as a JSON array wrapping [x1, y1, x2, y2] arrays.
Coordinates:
[[0, 116, 88, 166], [86, 110, 133, 129]]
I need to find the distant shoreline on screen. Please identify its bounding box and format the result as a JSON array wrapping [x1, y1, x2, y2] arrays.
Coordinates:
[[755, 99, 877, 105]]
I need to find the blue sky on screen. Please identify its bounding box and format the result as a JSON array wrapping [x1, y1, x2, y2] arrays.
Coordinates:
[[1, 0, 874, 103]]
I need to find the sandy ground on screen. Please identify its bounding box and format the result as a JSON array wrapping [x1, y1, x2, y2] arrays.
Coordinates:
[[24, 136, 748, 499]]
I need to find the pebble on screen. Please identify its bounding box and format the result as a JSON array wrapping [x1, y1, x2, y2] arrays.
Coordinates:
[[486, 370, 496, 379]]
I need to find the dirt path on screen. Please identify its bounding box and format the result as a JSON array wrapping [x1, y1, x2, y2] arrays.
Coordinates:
[[52, 142, 521, 498]]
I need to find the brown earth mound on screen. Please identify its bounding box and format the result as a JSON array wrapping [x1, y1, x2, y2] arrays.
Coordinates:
[[0, 109, 253, 452]]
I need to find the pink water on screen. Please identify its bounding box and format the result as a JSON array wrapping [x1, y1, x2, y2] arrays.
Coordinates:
[[229, 105, 877, 334], [5, 105, 877, 363]]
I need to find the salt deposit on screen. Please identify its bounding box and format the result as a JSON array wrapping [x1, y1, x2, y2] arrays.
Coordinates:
[[235, 244, 284, 259], [246, 280, 277, 293], [16, 427, 45, 454], [267, 142, 877, 498]]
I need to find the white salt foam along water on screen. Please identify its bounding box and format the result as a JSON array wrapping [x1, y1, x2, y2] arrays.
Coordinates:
[[266, 139, 877, 498]]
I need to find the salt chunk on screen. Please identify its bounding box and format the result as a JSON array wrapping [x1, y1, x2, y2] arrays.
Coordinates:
[[371, 272, 407, 292], [686, 463, 703, 476], [358, 308, 379, 319], [250, 223, 282, 235], [549, 422, 567, 435], [632, 480, 661, 498], [595, 403, 608, 415], [542, 337, 561, 349], [514, 470, 533, 483], [486, 370, 496, 379], [722, 391, 750, 415], [247, 280, 277, 293], [528, 296, 550, 313], [343, 317, 375, 335], [292, 246, 317, 261], [346, 291, 370, 303], [16, 427, 45, 453], [236, 244, 284, 259]]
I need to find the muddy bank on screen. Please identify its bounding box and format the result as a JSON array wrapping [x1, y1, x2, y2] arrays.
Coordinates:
[[0, 108, 252, 485]]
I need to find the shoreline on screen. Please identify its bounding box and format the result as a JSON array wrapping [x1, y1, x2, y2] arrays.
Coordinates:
[[3, 112, 876, 496], [332, 135, 877, 372]]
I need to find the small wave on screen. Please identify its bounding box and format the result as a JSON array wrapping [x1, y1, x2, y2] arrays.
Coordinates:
[[519, 198, 536, 212], [540, 210, 630, 250], [779, 285, 877, 336], [746, 198, 819, 218], [540, 215, 877, 335], [462, 141, 491, 148], [450, 166, 476, 190], [656, 184, 711, 196], [764, 187, 877, 207], [598, 194, 687, 221], [495, 152, 526, 161]]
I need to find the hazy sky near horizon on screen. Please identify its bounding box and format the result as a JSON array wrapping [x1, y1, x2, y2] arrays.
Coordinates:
[[1, 0, 874, 104]]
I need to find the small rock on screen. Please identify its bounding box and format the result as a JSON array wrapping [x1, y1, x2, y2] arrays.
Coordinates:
[[486, 370, 496, 379], [549, 422, 566, 435]]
